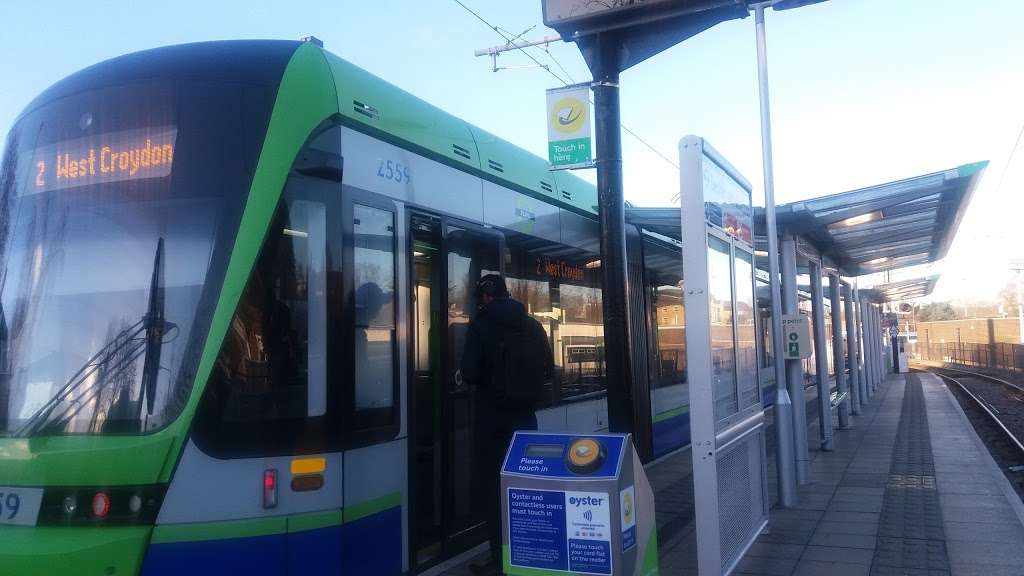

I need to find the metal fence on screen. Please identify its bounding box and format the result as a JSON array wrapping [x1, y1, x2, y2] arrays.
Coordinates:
[[917, 341, 1024, 372]]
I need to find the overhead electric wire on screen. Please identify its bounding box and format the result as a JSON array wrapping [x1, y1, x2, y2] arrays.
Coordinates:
[[542, 44, 576, 84], [452, 0, 571, 86], [451, 0, 680, 173], [993, 119, 1024, 199]]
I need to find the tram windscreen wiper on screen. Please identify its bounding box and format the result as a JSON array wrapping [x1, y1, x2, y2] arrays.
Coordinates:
[[138, 237, 166, 418], [17, 239, 171, 437]]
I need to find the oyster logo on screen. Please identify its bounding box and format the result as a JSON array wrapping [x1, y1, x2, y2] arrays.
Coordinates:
[[550, 96, 587, 134]]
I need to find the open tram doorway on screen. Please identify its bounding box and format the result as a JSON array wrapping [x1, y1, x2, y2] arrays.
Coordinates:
[[408, 211, 503, 571]]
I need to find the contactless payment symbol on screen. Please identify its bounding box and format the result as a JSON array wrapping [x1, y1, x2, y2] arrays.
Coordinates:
[[566, 437, 606, 474], [550, 96, 587, 134]]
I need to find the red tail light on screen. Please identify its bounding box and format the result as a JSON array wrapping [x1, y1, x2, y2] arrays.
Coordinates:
[[263, 469, 278, 509], [91, 492, 111, 519]]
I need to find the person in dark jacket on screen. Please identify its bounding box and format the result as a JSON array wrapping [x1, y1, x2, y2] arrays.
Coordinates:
[[460, 274, 553, 575]]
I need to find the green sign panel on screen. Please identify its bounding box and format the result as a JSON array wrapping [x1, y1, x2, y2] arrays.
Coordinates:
[[548, 137, 591, 166]]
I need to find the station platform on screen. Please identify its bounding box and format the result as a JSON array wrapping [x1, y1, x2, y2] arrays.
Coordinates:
[[736, 372, 1024, 576], [432, 371, 1024, 575]]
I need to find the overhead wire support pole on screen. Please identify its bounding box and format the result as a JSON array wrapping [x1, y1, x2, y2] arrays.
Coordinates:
[[752, 1, 796, 507], [474, 34, 562, 72]]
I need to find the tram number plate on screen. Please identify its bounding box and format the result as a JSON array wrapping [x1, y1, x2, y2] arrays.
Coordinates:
[[0, 487, 43, 526]]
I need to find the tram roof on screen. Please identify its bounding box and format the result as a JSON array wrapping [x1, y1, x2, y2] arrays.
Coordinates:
[[627, 161, 987, 278]]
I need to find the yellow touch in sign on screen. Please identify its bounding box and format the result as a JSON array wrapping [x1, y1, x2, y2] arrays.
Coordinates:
[[550, 96, 587, 135], [623, 492, 634, 524]]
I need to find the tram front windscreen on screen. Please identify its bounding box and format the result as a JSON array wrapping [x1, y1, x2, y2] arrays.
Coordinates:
[[0, 80, 267, 436]]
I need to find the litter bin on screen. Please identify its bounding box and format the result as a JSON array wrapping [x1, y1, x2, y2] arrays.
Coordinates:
[[500, 432, 658, 575]]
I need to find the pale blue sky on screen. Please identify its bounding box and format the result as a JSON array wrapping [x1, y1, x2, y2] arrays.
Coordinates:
[[2, 0, 1022, 301]]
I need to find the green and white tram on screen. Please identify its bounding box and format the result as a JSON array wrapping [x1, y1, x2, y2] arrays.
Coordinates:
[[0, 40, 692, 575]]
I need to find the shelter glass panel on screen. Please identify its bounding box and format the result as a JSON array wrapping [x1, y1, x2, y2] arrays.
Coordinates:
[[734, 249, 758, 410], [644, 239, 687, 457], [709, 235, 737, 420]]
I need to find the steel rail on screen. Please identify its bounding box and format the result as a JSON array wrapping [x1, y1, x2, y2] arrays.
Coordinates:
[[933, 368, 1024, 457]]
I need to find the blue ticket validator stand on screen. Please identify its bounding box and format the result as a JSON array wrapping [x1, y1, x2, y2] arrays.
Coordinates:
[[500, 432, 658, 575]]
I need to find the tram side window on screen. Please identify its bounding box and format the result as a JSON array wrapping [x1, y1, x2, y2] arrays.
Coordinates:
[[353, 204, 397, 430], [195, 193, 334, 456], [503, 231, 604, 405]]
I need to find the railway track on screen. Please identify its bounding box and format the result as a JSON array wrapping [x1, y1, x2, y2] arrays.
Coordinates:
[[931, 366, 1024, 498]]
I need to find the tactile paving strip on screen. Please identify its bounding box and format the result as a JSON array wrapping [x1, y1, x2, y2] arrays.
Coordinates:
[[871, 374, 951, 576]]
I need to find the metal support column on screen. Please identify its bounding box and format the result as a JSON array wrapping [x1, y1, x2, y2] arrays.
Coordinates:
[[591, 34, 635, 434], [781, 237, 809, 483], [874, 307, 883, 388], [856, 291, 872, 399], [829, 274, 850, 428], [753, 3, 796, 506], [867, 304, 879, 392], [868, 303, 876, 391], [809, 260, 834, 451], [854, 289, 867, 403], [844, 284, 861, 415]]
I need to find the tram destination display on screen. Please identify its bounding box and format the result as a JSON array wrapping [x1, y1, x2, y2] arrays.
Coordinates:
[[22, 126, 176, 194]]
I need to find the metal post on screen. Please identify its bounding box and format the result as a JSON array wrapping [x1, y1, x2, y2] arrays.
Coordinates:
[[873, 307, 882, 389], [844, 284, 861, 415], [829, 274, 850, 428], [753, 3, 796, 507], [854, 290, 867, 403], [591, 34, 635, 434], [864, 299, 875, 397], [1016, 274, 1023, 344], [810, 261, 834, 451], [866, 305, 877, 392], [781, 237, 809, 483]]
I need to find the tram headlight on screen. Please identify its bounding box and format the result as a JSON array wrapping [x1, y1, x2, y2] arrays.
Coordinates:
[[38, 485, 166, 525], [61, 495, 78, 516], [128, 494, 143, 514]]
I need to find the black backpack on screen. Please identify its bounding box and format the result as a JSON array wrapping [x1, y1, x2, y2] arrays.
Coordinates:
[[492, 314, 551, 407]]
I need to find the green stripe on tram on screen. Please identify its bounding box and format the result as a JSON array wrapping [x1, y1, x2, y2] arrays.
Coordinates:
[[150, 516, 287, 544], [159, 42, 340, 480], [652, 405, 689, 423], [150, 491, 401, 543], [343, 491, 402, 523]]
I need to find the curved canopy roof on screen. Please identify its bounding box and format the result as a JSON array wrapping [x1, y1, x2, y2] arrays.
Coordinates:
[[861, 275, 940, 303], [775, 161, 987, 276], [626, 161, 987, 278]]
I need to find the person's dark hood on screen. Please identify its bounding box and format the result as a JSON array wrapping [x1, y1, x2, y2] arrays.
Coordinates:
[[479, 297, 527, 327]]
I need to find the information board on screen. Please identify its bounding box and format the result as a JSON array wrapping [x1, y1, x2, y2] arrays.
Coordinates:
[[500, 432, 658, 575], [782, 314, 812, 359], [508, 487, 613, 574]]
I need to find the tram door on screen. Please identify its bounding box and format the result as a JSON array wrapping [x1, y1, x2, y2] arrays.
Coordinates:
[[409, 212, 502, 569]]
